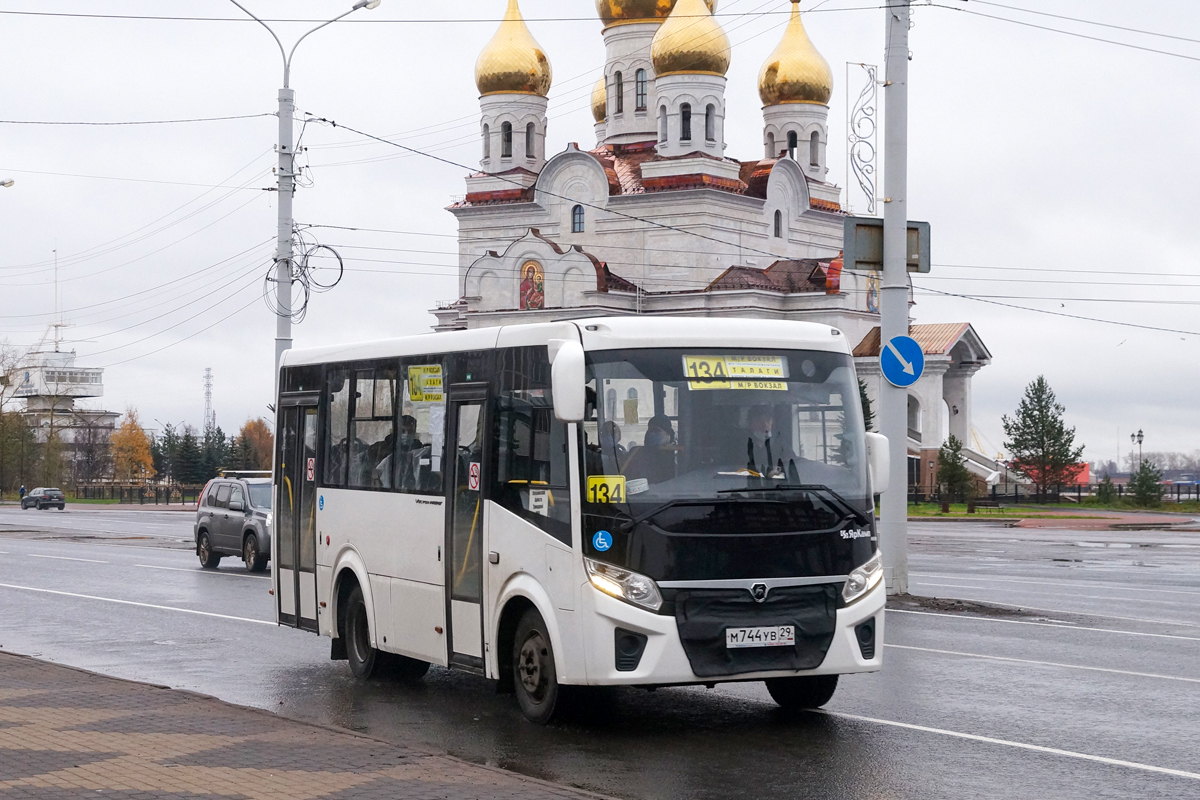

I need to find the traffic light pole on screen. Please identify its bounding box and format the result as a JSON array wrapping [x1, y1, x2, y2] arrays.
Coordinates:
[[879, 0, 911, 595]]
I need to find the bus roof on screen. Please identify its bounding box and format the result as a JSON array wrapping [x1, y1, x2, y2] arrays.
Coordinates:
[[280, 316, 851, 368]]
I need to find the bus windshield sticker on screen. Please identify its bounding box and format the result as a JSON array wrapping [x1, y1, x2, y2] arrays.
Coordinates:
[[683, 355, 789, 390], [408, 365, 444, 403], [626, 477, 649, 496], [587, 475, 626, 504]]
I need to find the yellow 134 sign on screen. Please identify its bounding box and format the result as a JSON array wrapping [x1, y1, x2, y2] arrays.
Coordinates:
[[587, 476, 626, 504], [683, 355, 788, 391]]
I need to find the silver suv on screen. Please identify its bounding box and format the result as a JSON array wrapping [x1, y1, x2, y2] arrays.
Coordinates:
[[194, 477, 272, 572]]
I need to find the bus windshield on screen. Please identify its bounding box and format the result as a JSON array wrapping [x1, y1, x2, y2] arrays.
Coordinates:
[[583, 348, 869, 528]]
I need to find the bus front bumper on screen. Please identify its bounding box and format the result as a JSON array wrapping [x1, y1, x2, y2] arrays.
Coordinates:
[[580, 578, 885, 686]]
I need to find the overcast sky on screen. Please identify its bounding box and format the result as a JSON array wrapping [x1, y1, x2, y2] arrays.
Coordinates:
[[2, 0, 1197, 466]]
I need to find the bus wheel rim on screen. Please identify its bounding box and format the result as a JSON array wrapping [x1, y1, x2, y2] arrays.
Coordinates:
[[518, 634, 547, 699]]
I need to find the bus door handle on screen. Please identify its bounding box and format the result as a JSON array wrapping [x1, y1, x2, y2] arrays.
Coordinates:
[[489, 551, 500, 565]]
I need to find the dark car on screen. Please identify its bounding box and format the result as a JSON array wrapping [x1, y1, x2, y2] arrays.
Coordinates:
[[21, 487, 65, 510], [194, 477, 272, 572]]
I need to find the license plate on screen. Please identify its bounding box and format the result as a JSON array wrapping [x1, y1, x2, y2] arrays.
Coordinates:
[[725, 625, 795, 649]]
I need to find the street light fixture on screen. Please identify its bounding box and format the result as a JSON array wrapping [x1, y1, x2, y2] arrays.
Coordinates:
[[227, 0, 381, 395], [1130, 429, 1144, 469], [0, 179, 14, 188]]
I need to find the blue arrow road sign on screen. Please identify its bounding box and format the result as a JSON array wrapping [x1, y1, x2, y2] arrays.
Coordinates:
[[880, 335, 925, 388]]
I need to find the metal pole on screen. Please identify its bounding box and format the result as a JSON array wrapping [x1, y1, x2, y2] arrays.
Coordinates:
[[274, 84, 295, 397], [878, 0, 911, 595]]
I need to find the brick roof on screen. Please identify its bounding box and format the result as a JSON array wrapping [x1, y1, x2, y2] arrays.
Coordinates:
[[853, 323, 974, 358]]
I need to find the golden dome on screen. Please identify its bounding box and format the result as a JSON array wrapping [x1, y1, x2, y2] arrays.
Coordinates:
[[651, 0, 730, 77], [758, 1, 832, 106], [596, 0, 716, 29], [591, 76, 608, 123], [475, 0, 553, 97]]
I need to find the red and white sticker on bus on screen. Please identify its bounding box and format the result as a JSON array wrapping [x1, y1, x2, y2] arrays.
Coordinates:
[[306, 458, 315, 482], [468, 462, 481, 491]]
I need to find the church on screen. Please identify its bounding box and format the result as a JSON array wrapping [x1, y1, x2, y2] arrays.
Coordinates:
[[432, 0, 997, 494]]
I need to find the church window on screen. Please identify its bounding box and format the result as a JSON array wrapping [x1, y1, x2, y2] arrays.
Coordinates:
[[766, 132, 775, 159], [635, 69, 648, 110], [482, 124, 490, 159], [571, 205, 585, 233], [680, 103, 692, 142], [658, 106, 667, 142], [526, 122, 536, 160], [615, 72, 624, 114], [705, 104, 716, 141], [774, 210, 783, 239], [501, 122, 513, 158], [787, 131, 798, 160], [809, 130, 820, 166]]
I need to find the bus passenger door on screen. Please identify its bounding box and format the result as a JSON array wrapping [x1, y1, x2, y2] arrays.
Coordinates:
[[276, 398, 320, 632], [445, 385, 488, 671]]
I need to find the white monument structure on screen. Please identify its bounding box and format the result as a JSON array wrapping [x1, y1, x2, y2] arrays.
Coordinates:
[[433, 0, 997, 492]]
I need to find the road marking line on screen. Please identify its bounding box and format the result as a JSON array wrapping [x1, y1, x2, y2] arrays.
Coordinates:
[[912, 587, 1200, 628], [819, 710, 1200, 781], [912, 580, 1189, 608], [0, 582, 274, 626], [134, 564, 269, 580], [28, 554, 108, 564], [912, 572, 1200, 598], [888, 608, 1200, 642], [886, 643, 1200, 684]]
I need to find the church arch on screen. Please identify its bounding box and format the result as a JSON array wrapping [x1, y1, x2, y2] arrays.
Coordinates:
[[635, 69, 648, 111], [680, 103, 692, 142], [809, 130, 820, 167], [766, 131, 776, 159], [705, 104, 716, 141], [773, 210, 783, 239], [571, 205, 585, 233], [614, 71, 624, 114], [482, 124, 490, 160], [526, 123, 537, 160], [787, 130, 798, 160], [658, 106, 668, 141]]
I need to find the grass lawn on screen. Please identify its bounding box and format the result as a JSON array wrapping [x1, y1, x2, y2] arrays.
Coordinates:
[[64, 497, 122, 505], [903, 502, 1105, 519], [1073, 498, 1200, 514]]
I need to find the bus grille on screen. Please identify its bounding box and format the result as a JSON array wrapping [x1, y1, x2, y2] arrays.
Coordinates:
[[673, 585, 838, 678]]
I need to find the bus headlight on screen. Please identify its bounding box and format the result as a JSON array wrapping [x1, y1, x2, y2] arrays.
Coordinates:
[[842, 550, 883, 605], [585, 557, 663, 612]]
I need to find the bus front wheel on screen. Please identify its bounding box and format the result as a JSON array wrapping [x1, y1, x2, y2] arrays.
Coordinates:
[[513, 608, 561, 724], [765, 674, 838, 712], [345, 585, 379, 679]]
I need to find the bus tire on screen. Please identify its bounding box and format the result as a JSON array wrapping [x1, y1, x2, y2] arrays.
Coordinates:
[[765, 674, 838, 712], [242, 534, 268, 573], [391, 655, 430, 685], [513, 608, 561, 724], [197, 533, 221, 569], [345, 585, 379, 679]]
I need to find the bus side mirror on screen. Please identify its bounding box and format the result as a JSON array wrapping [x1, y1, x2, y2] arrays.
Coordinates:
[[865, 432, 890, 495], [549, 339, 586, 423]]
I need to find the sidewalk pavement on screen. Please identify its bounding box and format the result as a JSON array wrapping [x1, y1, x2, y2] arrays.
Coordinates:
[[0, 652, 606, 800]]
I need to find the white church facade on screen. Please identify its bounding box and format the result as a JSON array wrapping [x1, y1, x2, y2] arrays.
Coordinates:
[[432, 0, 997, 494]]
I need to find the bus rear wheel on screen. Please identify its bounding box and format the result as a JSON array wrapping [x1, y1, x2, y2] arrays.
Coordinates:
[[513, 608, 561, 724], [765, 674, 838, 712], [345, 585, 379, 679]]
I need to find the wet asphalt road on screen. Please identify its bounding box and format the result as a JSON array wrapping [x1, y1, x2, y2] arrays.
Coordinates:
[[2, 505, 1199, 799]]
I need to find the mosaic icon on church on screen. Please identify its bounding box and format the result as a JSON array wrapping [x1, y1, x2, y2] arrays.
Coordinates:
[[866, 274, 880, 313], [520, 260, 545, 310]]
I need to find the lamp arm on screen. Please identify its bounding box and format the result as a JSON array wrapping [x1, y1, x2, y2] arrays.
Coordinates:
[[287, 7, 360, 79], [227, 0, 288, 82]]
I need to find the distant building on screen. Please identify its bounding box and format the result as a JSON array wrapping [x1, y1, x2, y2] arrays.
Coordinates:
[[15, 338, 119, 483], [434, 0, 996, 493]]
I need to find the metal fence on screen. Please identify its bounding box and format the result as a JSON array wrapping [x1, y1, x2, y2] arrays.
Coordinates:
[[74, 485, 204, 506]]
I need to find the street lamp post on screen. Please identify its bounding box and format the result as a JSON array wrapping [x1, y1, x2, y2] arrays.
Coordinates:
[[228, 0, 381, 395], [1130, 429, 1144, 469]]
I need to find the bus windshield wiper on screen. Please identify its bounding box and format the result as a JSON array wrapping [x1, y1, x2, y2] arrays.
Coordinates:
[[717, 483, 872, 527]]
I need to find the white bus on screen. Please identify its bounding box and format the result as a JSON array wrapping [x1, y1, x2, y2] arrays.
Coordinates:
[[273, 317, 889, 723]]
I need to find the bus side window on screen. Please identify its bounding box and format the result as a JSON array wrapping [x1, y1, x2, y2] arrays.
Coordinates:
[[492, 347, 572, 545], [397, 361, 446, 495], [348, 367, 397, 490], [324, 368, 351, 487]]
